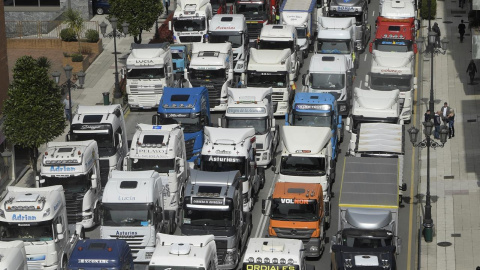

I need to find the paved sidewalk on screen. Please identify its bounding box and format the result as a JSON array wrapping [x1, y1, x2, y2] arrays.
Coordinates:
[[418, 0, 480, 269]]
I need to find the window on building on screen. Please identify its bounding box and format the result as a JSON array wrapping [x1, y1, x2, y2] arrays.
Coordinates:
[[4, 0, 60, 6]]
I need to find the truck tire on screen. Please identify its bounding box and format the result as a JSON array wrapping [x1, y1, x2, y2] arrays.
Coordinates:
[[62, 255, 68, 269], [259, 167, 265, 189]]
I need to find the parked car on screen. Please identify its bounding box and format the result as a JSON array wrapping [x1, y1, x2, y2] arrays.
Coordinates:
[[93, 0, 110, 15]]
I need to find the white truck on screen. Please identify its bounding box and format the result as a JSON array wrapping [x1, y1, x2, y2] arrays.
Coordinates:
[[365, 50, 416, 123], [257, 24, 302, 77], [280, 0, 317, 59], [123, 124, 188, 234], [70, 105, 128, 186], [347, 122, 407, 201], [273, 125, 333, 225], [0, 186, 84, 269], [201, 126, 260, 212], [38, 140, 101, 229], [0, 241, 27, 270], [222, 87, 278, 187], [171, 0, 213, 43], [208, 14, 249, 79], [246, 48, 294, 116], [242, 238, 315, 270], [188, 42, 234, 111], [100, 170, 167, 262], [302, 54, 353, 115], [379, 0, 416, 20], [149, 234, 218, 270], [315, 17, 357, 70], [124, 43, 174, 110]]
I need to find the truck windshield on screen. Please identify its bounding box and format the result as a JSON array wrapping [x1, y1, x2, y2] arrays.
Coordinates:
[[201, 156, 246, 177], [172, 51, 185, 60], [271, 199, 318, 221], [226, 117, 268, 135], [131, 158, 174, 174], [247, 72, 287, 88], [280, 156, 326, 176], [375, 41, 410, 52], [183, 208, 233, 227], [101, 203, 153, 227], [127, 68, 165, 80], [296, 27, 307, 39], [310, 73, 345, 90], [370, 73, 412, 91], [150, 267, 205, 270], [343, 235, 393, 248], [235, 3, 264, 14], [40, 174, 91, 193], [159, 117, 202, 133], [258, 40, 294, 51], [209, 34, 242, 48], [0, 221, 54, 241], [317, 40, 351, 54], [173, 18, 206, 32], [70, 129, 115, 158], [190, 69, 225, 82], [292, 113, 331, 128]]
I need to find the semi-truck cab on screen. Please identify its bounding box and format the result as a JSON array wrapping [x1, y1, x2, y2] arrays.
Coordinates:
[[171, 45, 190, 74], [379, 0, 416, 20], [222, 87, 278, 187], [370, 17, 417, 53], [123, 124, 188, 234], [70, 105, 128, 185], [246, 48, 294, 116], [365, 50, 416, 123], [171, 0, 213, 43], [68, 239, 134, 270], [301, 54, 353, 115], [38, 140, 101, 229], [0, 186, 84, 269], [149, 234, 217, 270], [201, 126, 260, 212], [100, 170, 167, 262], [155, 86, 211, 164], [124, 43, 174, 110], [181, 169, 251, 270], [188, 42, 234, 111], [262, 182, 326, 257], [233, 0, 269, 43]]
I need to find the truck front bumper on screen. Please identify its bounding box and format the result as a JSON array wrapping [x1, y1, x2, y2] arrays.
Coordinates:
[[127, 94, 161, 109], [79, 212, 95, 229], [210, 101, 228, 112], [133, 247, 155, 262], [273, 102, 289, 116], [303, 238, 322, 258]]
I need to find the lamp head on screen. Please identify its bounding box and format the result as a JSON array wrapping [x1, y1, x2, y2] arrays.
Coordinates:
[[63, 65, 73, 81], [77, 70, 86, 85], [423, 121, 434, 137], [51, 71, 61, 84], [99, 21, 108, 35], [407, 126, 419, 145], [439, 125, 449, 143], [109, 17, 118, 30]]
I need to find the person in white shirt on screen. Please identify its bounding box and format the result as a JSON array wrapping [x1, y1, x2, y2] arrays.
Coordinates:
[[440, 102, 451, 124]]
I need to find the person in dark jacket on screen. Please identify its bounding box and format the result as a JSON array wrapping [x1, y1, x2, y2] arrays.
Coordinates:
[[432, 23, 441, 48], [467, 60, 477, 84], [459, 20, 466, 43]]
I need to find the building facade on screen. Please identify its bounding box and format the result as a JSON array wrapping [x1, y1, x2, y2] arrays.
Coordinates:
[[4, 0, 92, 21]]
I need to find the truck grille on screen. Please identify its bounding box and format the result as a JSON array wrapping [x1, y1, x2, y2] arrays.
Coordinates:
[[272, 92, 285, 102], [108, 234, 145, 259], [215, 240, 228, 265], [179, 36, 202, 43], [206, 84, 223, 108], [64, 191, 86, 224], [273, 228, 314, 239], [247, 23, 264, 39], [99, 159, 110, 187], [185, 138, 195, 160]]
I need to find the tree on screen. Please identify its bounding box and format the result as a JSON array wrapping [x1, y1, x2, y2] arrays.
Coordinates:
[[63, 8, 85, 52], [109, 0, 163, 44], [3, 56, 66, 177]]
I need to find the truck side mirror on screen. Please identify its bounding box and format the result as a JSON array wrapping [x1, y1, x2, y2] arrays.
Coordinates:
[[56, 224, 64, 240], [369, 42, 373, 53], [217, 118, 222, 128], [91, 175, 98, 189], [261, 199, 266, 214], [228, 70, 234, 81], [331, 235, 337, 245], [271, 118, 276, 131], [121, 68, 125, 79], [364, 74, 369, 88], [413, 77, 418, 88], [345, 117, 351, 133], [413, 43, 418, 54], [295, 44, 300, 52], [152, 114, 159, 125], [397, 237, 402, 254], [302, 74, 307, 86], [65, 134, 71, 141], [167, 66, 173, 77], [168, 21, 172, 31], [117, 134, 123, 147]]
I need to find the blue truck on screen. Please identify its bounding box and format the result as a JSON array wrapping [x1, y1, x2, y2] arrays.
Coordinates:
[[171, 45, 190, 74], [153, 87, 211, 164], [68, 239, 134, 270], [286, 92, 343, 160]]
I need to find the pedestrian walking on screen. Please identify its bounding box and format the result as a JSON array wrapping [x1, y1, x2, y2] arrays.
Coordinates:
[[447, 108, 455, 138], [424, 109, 431, 122], [164, 0, 170, 15], [459, 20, 466, 43], [440, 102, 451, 124], [432, 22, 441, 48], [63, 94, 72, 122], [434, 111, 441, 139], [467, 60, 477, 84]]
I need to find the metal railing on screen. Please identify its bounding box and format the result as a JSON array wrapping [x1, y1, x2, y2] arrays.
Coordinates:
[[5, 21, 99, 39]]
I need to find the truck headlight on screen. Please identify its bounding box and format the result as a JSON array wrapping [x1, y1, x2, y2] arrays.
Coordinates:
[[279, 105, 287, 110], [402, 110, 411, 116], [340, 105, 347, 112], [262, 152, 268, 160], [145, 252, 154, 260], [224, 250, 237, 264], [243, 193, 249, 204], [83, 214, 93, 220], [309, 246, 319, 252], [236, 63, 244, 70]]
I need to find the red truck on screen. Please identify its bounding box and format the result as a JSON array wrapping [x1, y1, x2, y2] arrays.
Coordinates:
[[233, 0, 280, 42], [370, 16, 417, 54]]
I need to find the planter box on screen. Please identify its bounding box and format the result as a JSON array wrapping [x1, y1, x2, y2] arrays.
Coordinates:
[[62, 39, 103, 54], [62, 55, 90, 73]]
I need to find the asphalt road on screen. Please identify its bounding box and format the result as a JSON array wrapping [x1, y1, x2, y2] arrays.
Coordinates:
[[86, 3, 422, 268]]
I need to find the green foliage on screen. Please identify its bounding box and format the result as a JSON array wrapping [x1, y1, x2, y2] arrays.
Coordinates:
[[36, 56, 52, 70], [421, 0, 437, 20], [85, 29, 100, 43], [109, 0, 163, 40], [3, 56, 66, 174], [71, 53, 84, 62], [60, 28, 77, 42], [63, 8, 84, 37]]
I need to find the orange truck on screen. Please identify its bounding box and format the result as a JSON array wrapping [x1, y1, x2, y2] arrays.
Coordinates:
[[262, 182, 326, 258]]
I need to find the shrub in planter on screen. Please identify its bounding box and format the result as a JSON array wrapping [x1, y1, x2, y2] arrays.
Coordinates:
[[85, 29, 100, 43], [420, 0, 436, 20], [71, 53, 84, 62], [60, 28, 77, 42]]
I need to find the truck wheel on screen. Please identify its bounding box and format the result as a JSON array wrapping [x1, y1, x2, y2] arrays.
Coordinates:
[[93, 206, 100, 227], [259, 168, 265, 189], [62, 255, 68, 269]]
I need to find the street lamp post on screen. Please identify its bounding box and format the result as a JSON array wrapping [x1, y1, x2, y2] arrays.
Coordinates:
[[99, 17, 129, 101]]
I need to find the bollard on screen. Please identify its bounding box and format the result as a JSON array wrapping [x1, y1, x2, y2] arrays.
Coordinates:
[[102, 92, 110, 105], [423, 223, 433, 242]]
